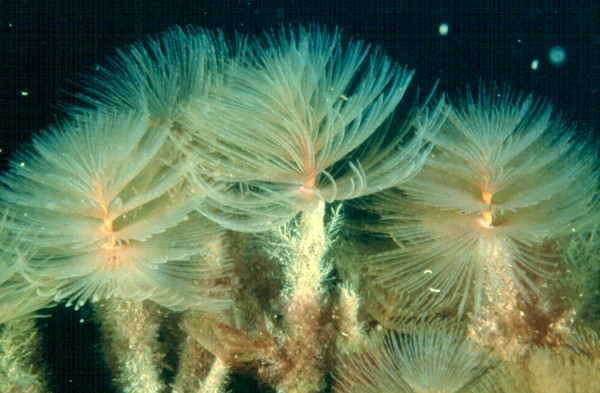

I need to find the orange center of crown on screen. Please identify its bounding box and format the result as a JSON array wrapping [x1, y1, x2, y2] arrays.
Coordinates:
[[94, 181, 128, 269], [480, 190, 494, 228]]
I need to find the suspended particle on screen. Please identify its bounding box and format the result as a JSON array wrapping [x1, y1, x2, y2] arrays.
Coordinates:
[[531, 59, 539, 70], [439, 23, 449, 36], [549, 46, 566, 66]]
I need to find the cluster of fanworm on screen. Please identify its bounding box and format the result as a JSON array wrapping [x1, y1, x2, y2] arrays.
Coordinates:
[[0, 25, 598, 392]]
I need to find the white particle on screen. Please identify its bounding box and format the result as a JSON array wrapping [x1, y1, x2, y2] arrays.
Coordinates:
[[531, 59, 539, 70], [439, 23, 449, 36], [19, 162, 26, 167], [21, 91, 29, 97]]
